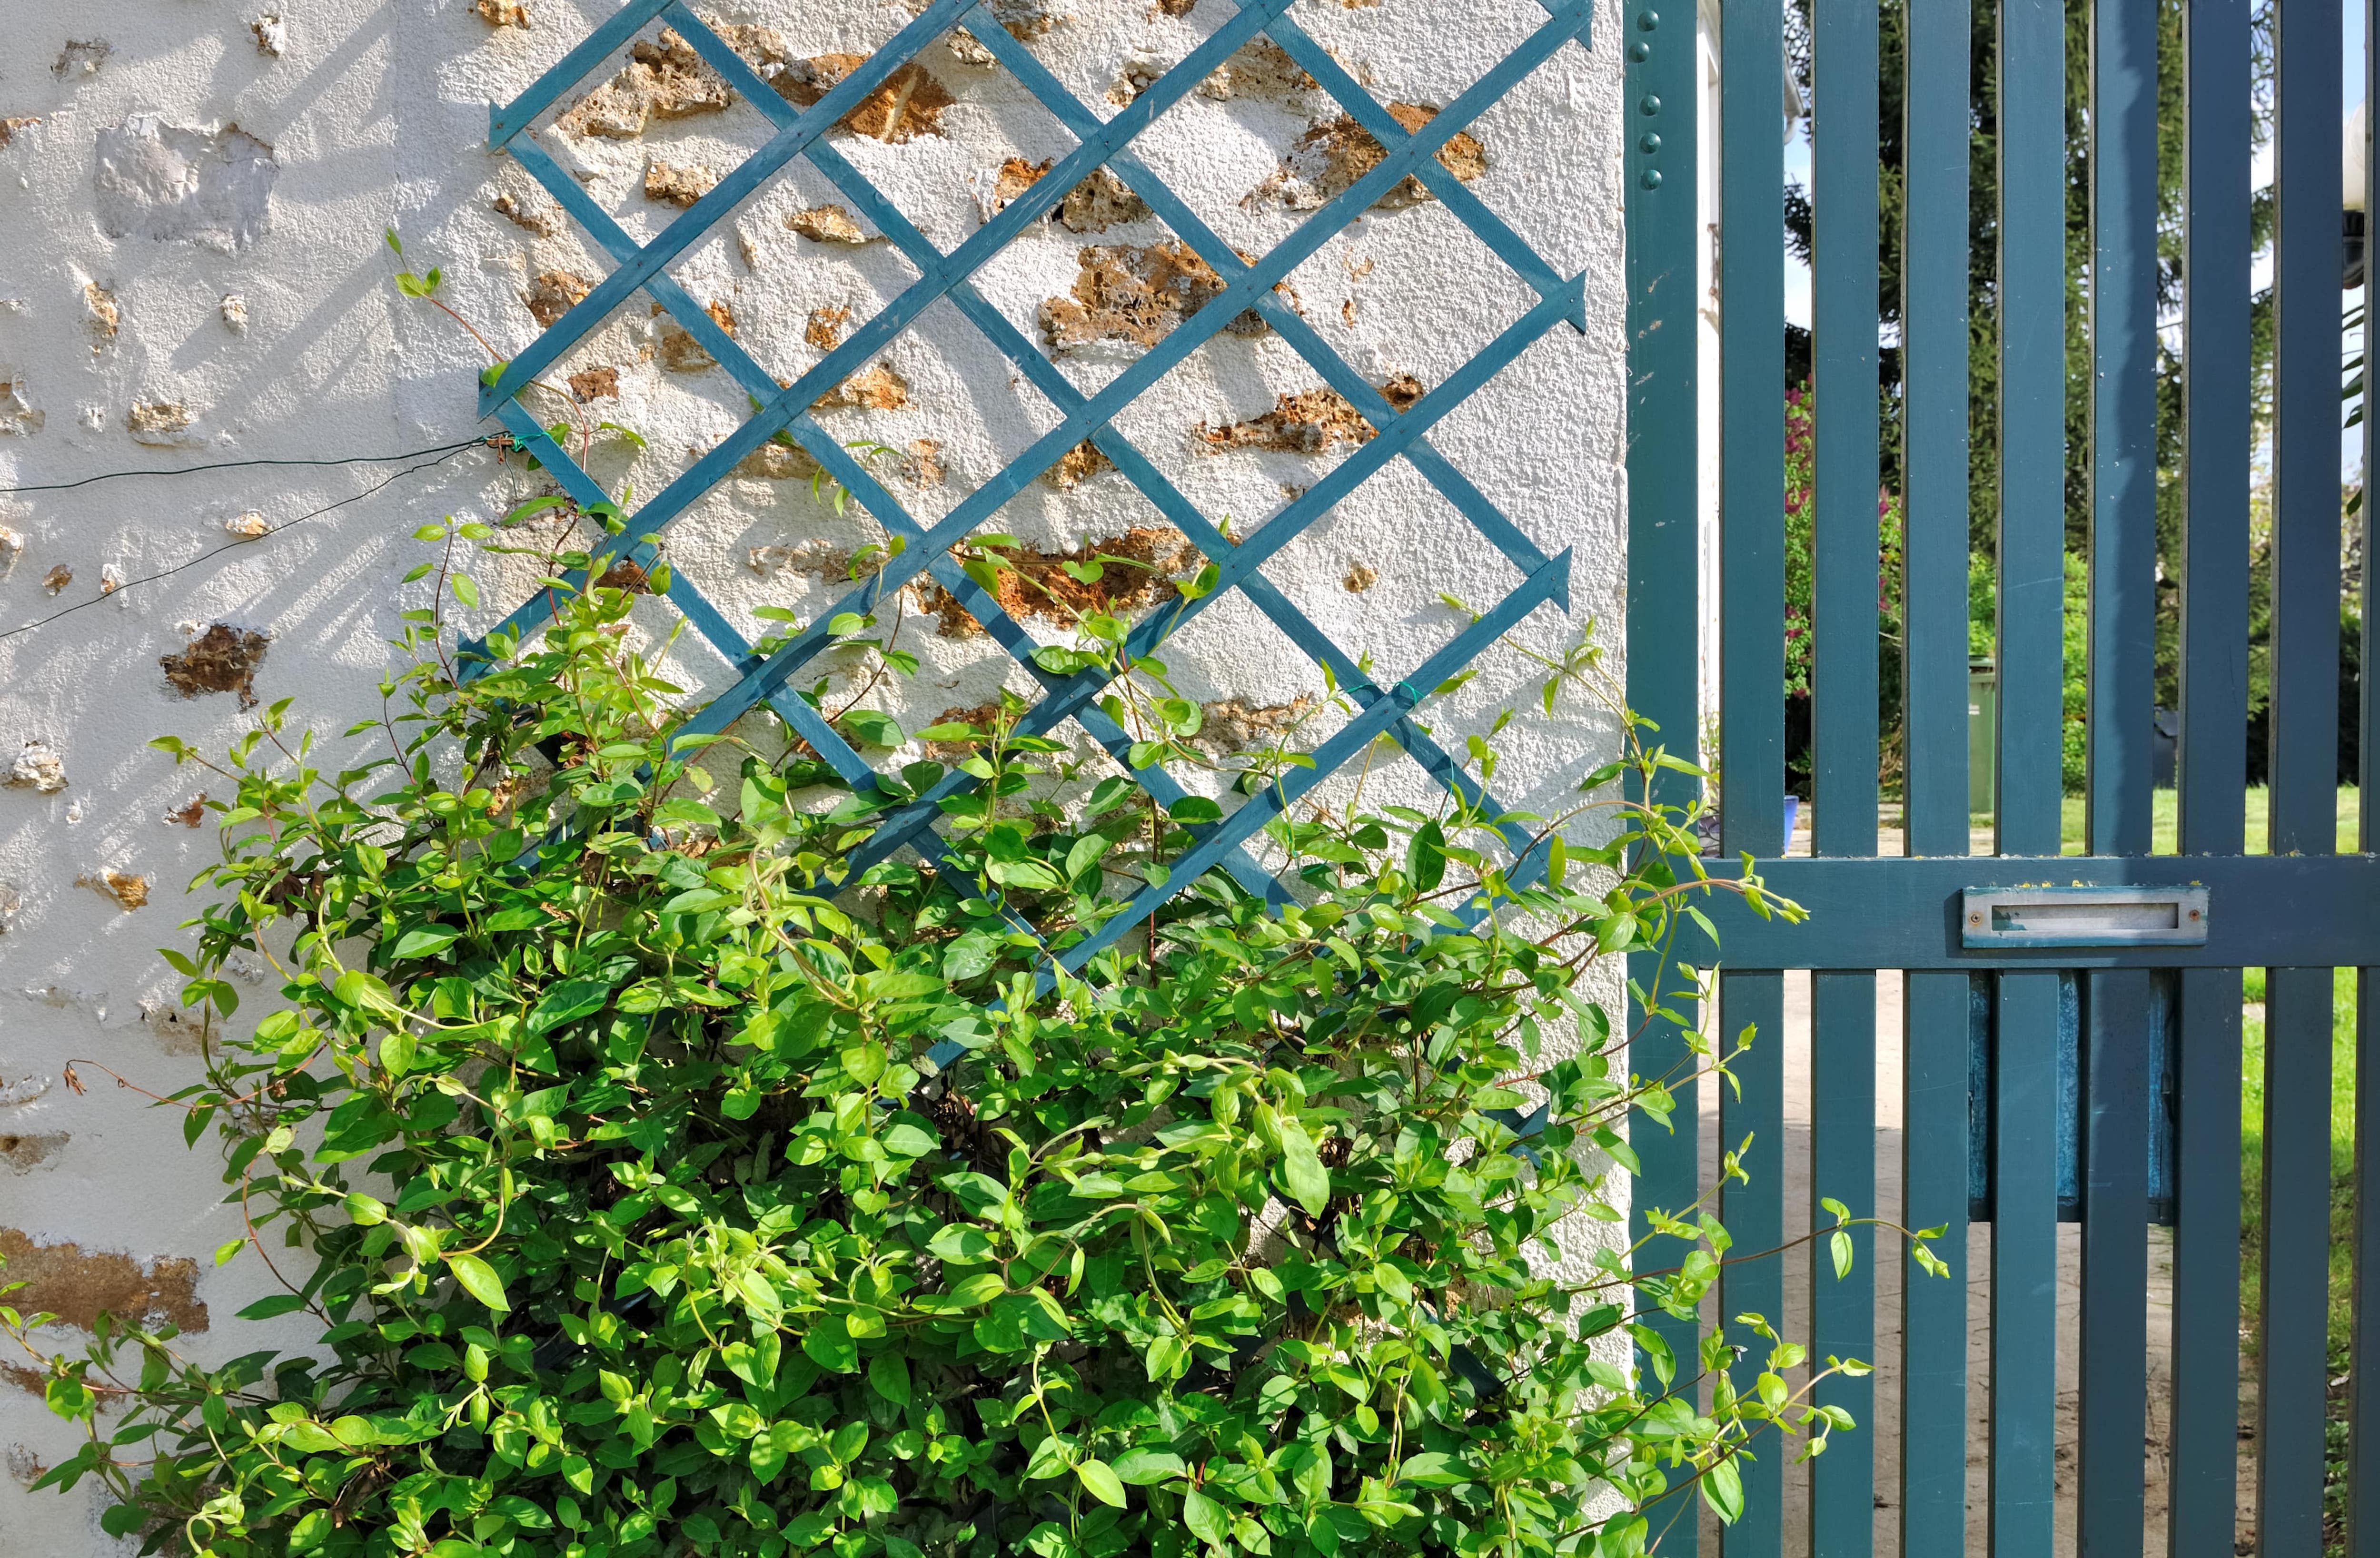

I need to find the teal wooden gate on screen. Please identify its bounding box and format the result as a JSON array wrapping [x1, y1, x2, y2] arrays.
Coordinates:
[[1626, 0, 2380, 1550]]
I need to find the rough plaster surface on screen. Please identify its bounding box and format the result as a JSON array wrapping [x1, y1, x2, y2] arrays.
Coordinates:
[[0, 0, 1624, 1546]]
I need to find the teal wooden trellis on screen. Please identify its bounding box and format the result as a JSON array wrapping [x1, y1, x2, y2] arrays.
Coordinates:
[[467, 0, 1594, 1000]]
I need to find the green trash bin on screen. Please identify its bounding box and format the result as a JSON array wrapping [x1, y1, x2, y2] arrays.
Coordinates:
[[1968, 658, 1997, 816]]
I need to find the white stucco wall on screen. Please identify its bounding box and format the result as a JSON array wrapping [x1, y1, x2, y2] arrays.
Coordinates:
[[0, 0, 1624, 1547]]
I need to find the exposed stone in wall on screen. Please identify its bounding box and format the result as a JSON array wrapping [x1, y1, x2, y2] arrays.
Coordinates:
[[733, 441, 821, 481], [39, 565, 70, 595], [524, 269, 591, 328], [93, 117, 277, 251], [0, 373, 41, 436], [160, 623, 269, 708], [492, 191, 559, 236], [1194, 374, 1423, 455], [0, 880, 19, 932], [53, 40, 111, 79], [918, 526, 1197, 635], [249, 15, 286, 55], [785, 204, 876, 245], [1342, 560, 1378, 592], [805, 304, 849, 349], [558, 31, 733, 138], [99, 563, 125, 595], [475, 0, 530, 27], [0, 528, 20, 571], [0, 1134, 66, 1174], [0, 1230, 207, 1334], [967, 156, 1049, 223], [1249, 104, 1486, 212], [0, 118, 39, 149], [747, 538, 856, 578], [813, 360, 908, 412], [643, 158, 717, 207], [899, 438, 944, 488], [1042, 439, 1110, 490], [127, 400, 197, 446], [771, 54, 952, 144], [1198, 39, 1317, 103], [1038, 241, 1268, 353], [139, 1000, 207, 1053], [164, 793, 207, 826], [1059, 167, 1150, 233], [1192, 694, 1319, 754], [0, 1077, 51, 1108], [922, 0, 1072, 64], [568, 365, 619, 401], [656, 299, 736, 372], [219, 292, 249, 332], [79, 870, 148, 911], [7, 741, 65, 792], [82, 283, 118, 352]]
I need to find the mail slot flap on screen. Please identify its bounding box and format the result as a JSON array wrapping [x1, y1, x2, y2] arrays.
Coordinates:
[[1961, 885, 2210, 948]]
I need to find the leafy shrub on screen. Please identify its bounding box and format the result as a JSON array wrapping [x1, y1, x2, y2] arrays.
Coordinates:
[[3, 524, 1934, 1558]]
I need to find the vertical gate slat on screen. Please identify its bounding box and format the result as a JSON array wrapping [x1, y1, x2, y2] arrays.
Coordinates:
[[2258, 0, 2346, 1547], [1623, 0, 1704, 1543], [1807, 0, 1880, 1542], [1716, 0, 1789, 1541], [1720, 971, 1785, 1557], [2168, 0, 2252, 1544], [2356, 5, 2380, 1537], [1991, 0, 2065, 1542], [2078, 969, 2151, 1553], [2073, 0, 2160, 1544], [1897, 0, 1972, 1541]]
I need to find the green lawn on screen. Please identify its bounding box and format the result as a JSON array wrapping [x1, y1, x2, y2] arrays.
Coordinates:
[[1969, 786, 2363, 854]]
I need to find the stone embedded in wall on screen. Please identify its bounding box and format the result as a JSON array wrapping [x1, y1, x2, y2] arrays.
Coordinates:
[[558, 30, 733, 138], [0, 528, 20, 569], [82, 283, 118, 352], [966, 156, 1049, 224], [568, 365, 619, 401], [164, 793, 207, 826], [0, 118, 39, 150], [138, 1001, 208, 1053], [99, 563, 125, 596], [523, 269, 591, 328], [900, 438, 945, 488], [1042, 439, 1111, 489], [1194, 374, 1423, 455], [127, 400, 198, 446], [39, 565, 69, 595], [224, 511, 268, 539], [0, 1230, 208, 1334], [918, 526, 1198, 635], [934, 0, 1072, 63], [93, 116, 277, 251], [53, 39, 110, 79], [0, 1134, 66, 1174], [1249, 104, 1486, 212], [769, 53, 952, 144], [1192, 694, 1319, 754], [643, 158, 717, 207], [475, 0, 530, 27], [249, 14, 286, 55], [1038, 241, 1269, 354], [655, 299, 737, 372], [812, 360, 908, 412], [1059, 168, 1150, 233], [78, 870, 149, 911], [1342, 560, 1378, 592], [1104, 59, 1162, 107], [492, 192, 560, 235], [785, 204, 877, 245], [806, 305, 849, 349], [160, 623, 270, 709], [0, 880, 18, 931], [220, 293, 249, 332], [733, 441, 822, 481], [747, 538, 860, 578], [1197, 39, 1318, 103], [0, 1076, 51, 1108], [0, 373, 40, 436], [8, 742, 66, 792]]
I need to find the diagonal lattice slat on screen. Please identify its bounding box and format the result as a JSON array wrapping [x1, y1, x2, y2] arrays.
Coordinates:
[[465, 0, 1595, 992]]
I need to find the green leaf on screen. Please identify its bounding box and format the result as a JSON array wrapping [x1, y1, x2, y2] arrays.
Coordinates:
[[1183, 1488, 1230, 1548], [526, 978, 612, 1035], [942, 929, 999, 982], [839, 708, 904, 749], [237, 1292, 309, 1321], [390, 926, 462, 960], [445, 1252, 510, 1312], [1112, 1448, 1186, 1484], [868, 1351, 912, 1405], [1075, 1459, 1128, 1509], [1703, 1456, 1745, 1523], [1405, 819, 1447, 893], [1279, 1121, 1331, 1217]]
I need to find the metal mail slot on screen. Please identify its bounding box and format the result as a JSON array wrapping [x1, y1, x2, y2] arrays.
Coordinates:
[[1960, 885, 2211, 948]]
